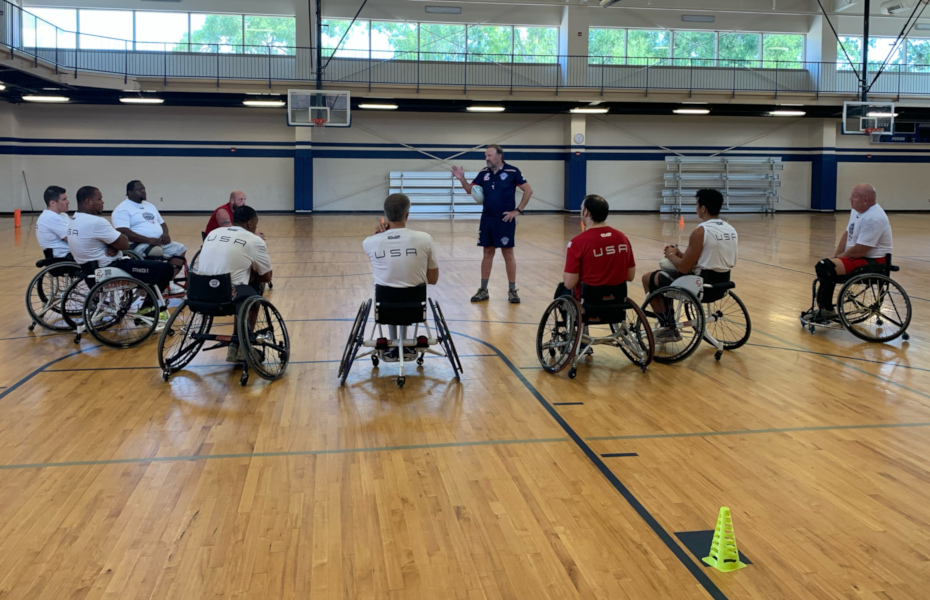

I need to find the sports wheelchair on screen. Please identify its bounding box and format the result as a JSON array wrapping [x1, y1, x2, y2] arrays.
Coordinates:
[[640, 272, 751, 363], [800, 254, 911, 343], [339, 285, 462, 388], [157, 273, 289, 385], [535, 284, 655, 378], [26, 249, 82, 332]]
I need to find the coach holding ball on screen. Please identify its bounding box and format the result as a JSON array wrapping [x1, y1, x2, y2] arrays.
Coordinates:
[[452, 145, 533, 304]]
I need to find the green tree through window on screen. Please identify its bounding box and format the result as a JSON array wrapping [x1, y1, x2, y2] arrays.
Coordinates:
[[514, 27, 558, 62], [627, 30, 670, 65], [673, 30, 715, 66], [589, 28, 625, 64], [719, 33, 761, 66]]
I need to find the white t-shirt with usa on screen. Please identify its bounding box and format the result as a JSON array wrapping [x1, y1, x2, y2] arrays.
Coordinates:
[[197, 227, 273, 286], [363, 228, 438, 288], [111, 199, 165, 239], [36, 209, 71, 257], [846, 204, 893, 258], [67, 212, 124, 267]]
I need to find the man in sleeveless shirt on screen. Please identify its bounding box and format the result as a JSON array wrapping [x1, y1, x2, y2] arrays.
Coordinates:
[[641, 188, 738, 341], [803, 183, 893, 322]]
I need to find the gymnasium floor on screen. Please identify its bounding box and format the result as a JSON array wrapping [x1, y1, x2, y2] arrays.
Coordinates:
[[1, 211, 928, 600]]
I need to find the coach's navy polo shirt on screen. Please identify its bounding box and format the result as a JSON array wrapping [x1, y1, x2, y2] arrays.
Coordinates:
[[471, 162, 528, 220]]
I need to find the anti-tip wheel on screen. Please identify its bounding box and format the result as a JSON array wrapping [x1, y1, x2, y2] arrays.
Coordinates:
[[371, 355, 379, 366], [240, 373, 249, 386], [28, 323, 35, 332], [903, 332, 910, 341], [808, 325, 815, 334], [715, 351, 723, 361], [416, 357, 424, 366], [74, 334, 82, 344], [397, 376, 406, 388], [568, 367, 577, 379], [162, 372, 170, 382]]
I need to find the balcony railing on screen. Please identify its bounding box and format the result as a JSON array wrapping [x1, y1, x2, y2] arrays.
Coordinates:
[[2, 0, 930, 97]]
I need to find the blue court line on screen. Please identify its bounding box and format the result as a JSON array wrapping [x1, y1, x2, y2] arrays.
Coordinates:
[[745, 341, 930, 373], [0, 345, 101, 402], [601, 452, 639, 457], [452, 331, 729, 600]]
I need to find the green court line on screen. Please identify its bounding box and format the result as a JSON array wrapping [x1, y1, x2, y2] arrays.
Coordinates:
[[0, 437, 571, 471], [587, 421, 930, 441]]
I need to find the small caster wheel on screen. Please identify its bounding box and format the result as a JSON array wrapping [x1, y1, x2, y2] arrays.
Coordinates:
[[28, 323, 35, 332], [417, 357, 424, 366], [641, 365, 648, 374], [903, 332, 910, 341], [568, 368, 577, 379], [74, 334, 82, 344], [371, 355, 379, 366], [162, 372, 170, 382], [714, 350, 723, 361], [397, 376, 405, 388], [268, 282, 274, 290], [240, 373, 249, 386], [808, 325, 815, 334]]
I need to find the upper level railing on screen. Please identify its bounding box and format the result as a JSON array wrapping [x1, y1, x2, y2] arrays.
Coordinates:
[[2, 0, 930, 97]]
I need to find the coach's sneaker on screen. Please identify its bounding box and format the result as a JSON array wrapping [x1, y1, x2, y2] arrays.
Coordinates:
[[471, 288, 489, 303], [810, 308, 838, 322], [226, 343, 240, 363], [508, 288, 521, 304]]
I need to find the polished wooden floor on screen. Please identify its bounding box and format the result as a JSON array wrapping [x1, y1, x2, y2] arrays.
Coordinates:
[[1, 211, 929, 600]]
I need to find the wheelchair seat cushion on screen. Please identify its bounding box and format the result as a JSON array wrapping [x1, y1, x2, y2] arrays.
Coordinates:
[[580, 283, 630, 324], [375, 284, 427, 326], [188, 273, 237, 316], [698, 270, 732, 304]]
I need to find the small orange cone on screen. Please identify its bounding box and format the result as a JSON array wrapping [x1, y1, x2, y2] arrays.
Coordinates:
[[679, 215, 685, 230], [14, 209, 21, 228]]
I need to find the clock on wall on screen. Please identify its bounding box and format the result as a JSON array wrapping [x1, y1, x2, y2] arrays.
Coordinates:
[[573, 133, 585, 144]]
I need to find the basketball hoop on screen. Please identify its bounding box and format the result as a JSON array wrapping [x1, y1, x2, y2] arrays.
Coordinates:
[[311, 117, 327, 127], [864, 127, 884, 134], [865, 127, 886, 143]]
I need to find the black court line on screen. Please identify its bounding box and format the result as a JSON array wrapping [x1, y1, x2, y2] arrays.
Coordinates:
[[745, 341, 930, 373], [0, 345, 101, 402], [454, 331, 729, 600], [553, 401, 584, 406], [601, 452, 639, 458]]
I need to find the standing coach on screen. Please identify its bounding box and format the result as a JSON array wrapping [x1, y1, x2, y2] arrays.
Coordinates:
[[452, 144, 533, 304]]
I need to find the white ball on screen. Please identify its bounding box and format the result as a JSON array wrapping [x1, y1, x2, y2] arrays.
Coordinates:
[[658, 257, 676, 271], [471, 186, 484, 205]]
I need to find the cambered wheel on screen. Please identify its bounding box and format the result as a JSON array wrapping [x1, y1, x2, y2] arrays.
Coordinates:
[[430, 299, 463, 379], [122, 249, 143, 261], [536, 297, 582, 374], [26, 262, 81, 331], [339, 299, 371, 386], [83, 277, 159, 348], [61, 277, 92, 331], [239, 296, 290, 381], [610, 299, 655, 371], [189, 248, 201, 274], [701, 291, 751, 350], [837, 274, 912, 343], [157, 301, 213, 375], [641, 287, 704, 364]]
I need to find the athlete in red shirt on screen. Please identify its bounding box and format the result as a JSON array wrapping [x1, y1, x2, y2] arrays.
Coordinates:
[[205, 191, 247, 236], [562, 195, 636, 298]]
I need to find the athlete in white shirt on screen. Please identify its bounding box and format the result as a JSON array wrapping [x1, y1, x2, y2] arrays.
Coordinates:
[[67, 186, 174, 292], [804, 183, 894, 322], [35, 185, 72, 259], [363, 194, 440, 360], [111, 180, 187, 269]]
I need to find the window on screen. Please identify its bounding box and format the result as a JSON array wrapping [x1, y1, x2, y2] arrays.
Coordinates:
[[627, 30, 670, 65], [245, 15, 296, 54], [762, 33, 804, 68], [673, 30, 715, 66], [906, 38, 930, 71], [467, 25, 513, 61], [420, 23, 466, 61], [23, 7, 76, 48], [837, 36, 861, 71], [719, 32, 761, 65], [514, 27, 558, 62], [371, 21, 418, 60], [836, 36, 901, 71], [78, 9, 132, 50], [321, 19, 369, 58], [589, 28, 626, 64], [189, 14, 243, 53], [136, 12, 189, 52]]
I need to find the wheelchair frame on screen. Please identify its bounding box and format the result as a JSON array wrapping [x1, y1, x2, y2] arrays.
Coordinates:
[[339, 297, 462, 389], [800, 255, 911, 343], [26, 256, 82, 332], [641, 275, 752, 364]]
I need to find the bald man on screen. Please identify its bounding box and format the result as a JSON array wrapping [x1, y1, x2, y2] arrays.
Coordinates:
[[205, 191, 247, 235], [803, 183, 893, 322]]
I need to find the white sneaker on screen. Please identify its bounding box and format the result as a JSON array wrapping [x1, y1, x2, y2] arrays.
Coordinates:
[[168, 282, 185, 296]]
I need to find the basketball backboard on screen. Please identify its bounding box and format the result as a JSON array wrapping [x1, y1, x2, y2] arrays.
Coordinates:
[[842, 101, 895, 135], [287, 90, 351, 127]]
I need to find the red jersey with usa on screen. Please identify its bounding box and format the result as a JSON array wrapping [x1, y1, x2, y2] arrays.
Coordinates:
[[564, 227, 635, 286]]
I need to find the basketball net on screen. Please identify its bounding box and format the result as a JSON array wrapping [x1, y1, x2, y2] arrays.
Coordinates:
[[311, 118, 327, 127]]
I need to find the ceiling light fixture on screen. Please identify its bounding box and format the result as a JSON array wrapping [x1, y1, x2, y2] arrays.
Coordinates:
[[467, 106, 505, 112], [867, 111, 898, 117], [769, 110, 806, 117], [359, 103, 398, 110], [570, 107, 609, 114], [22, 95, 69, 103], [243, 100, 285, 108], [425, 5, 462, 14], [119, 97, 164, 104], [673, 108, 710, 115], [682, 14, 715, 22]]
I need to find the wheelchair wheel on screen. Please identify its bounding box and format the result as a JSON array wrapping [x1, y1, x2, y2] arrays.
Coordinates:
[[837, 274, 911, 343], [122, 249, 143, 261], [536, 297, 582, 374], [26, 262, 81, 331], [61, 277, 93, 331], [339, 299, 371, 385], [641, 287, 704, 364], [158, 301, 213, 375], [701, 291, 751, 350], [83, 277, 159, 348], [430, 299, 463, 379], [239, 296, 290, 381], [189, 249, 201, 274], [610, 300, 654, 370]]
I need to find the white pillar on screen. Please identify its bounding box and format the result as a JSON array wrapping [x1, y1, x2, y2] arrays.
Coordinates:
[[559, 6, 590, 86]]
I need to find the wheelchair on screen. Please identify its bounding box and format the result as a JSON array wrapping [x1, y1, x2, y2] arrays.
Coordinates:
[[800, 254, 911, 343], [641, 272, 751, 363], [536, 284, 654, 378], [26, 249, 82, 332], [157, 273, 290, 386], [338, 285, 462, 388]]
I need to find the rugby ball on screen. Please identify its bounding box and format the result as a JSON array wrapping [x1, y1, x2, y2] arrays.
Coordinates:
[[471, 186, 484, 204], [659, 257, 676, 271]]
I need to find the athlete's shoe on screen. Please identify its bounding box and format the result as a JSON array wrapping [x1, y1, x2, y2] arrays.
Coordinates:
[[802, 308, 837, 323], [508, 288, 521, 304], [167, 282, 186, 296], [471, 288, 489, 302], [654, 328, 683, 343]]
